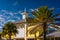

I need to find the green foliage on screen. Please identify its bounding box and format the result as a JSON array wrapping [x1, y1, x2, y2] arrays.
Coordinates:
[[31, 6, 60, 23], [2, 21, 18, 39], [27, 6, 60, 40]]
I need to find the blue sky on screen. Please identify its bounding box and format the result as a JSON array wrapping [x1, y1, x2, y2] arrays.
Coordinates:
[[0, 0, 60, 11], [0, 0, 60, 29]]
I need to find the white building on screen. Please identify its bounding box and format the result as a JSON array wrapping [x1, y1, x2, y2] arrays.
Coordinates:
[[14, 11, 28, 40], [14, 11, 43, 40]]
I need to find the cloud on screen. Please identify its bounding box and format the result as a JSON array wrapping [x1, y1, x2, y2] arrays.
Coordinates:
[[0, 9, 22, 28], [0, 17, 4, 21], [7, 16, 10, 19], [30, 9, 35, 11], [7, 20, 16, 22], [13, 1, 18, 6], [1, 10, 8, 13], [0, 15, 3, 17], [1, 10, 6, 12], [0, 19, 5, 22], [9, 12, 14, 16], [16, 17, 21, 20], [1, 23, 4, 26], [1, 10, 9, 16], [0, 27, 2, 28], [18, 11, 22, 13], [14, 13, 17, 14]]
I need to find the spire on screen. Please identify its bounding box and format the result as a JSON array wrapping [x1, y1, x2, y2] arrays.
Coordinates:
[[24, 8, 26, 12], [22, 8, 27, 15]]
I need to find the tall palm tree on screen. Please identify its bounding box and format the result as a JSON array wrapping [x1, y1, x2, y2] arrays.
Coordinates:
[[0, 32, 2, 39], [27, 6, 60, 40], [2, 22, 18, 40]]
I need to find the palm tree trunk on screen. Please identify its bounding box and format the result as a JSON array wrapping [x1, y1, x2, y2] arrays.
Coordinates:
[[43, 22, 47, 40], [9, 34, 11, 40], [0, 34, 1, 39]]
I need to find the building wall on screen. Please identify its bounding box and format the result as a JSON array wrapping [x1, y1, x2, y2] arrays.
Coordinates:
[[16, 28, 25, 38]]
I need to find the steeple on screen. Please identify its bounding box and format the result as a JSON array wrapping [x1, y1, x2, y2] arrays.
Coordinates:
[[24, 8, 26, 12], [22, 8, 27, 20]]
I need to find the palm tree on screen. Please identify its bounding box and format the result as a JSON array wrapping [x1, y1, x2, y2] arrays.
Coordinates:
[[27, 6, 60, 40], [0, 32, 2, 39], [2, 22, 18, 40]]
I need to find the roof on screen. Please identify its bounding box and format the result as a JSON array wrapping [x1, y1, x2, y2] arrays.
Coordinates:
[[47, 31, 60, 37], [21, 12, 27, 15], [40, 31, 60, 38], [14, 19, 26, 24]]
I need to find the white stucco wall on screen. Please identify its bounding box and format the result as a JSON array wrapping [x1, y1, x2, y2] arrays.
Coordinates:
[[15, 28, 25, 38]]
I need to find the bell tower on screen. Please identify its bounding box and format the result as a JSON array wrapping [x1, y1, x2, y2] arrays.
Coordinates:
[[22, 8, 27, 21]]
